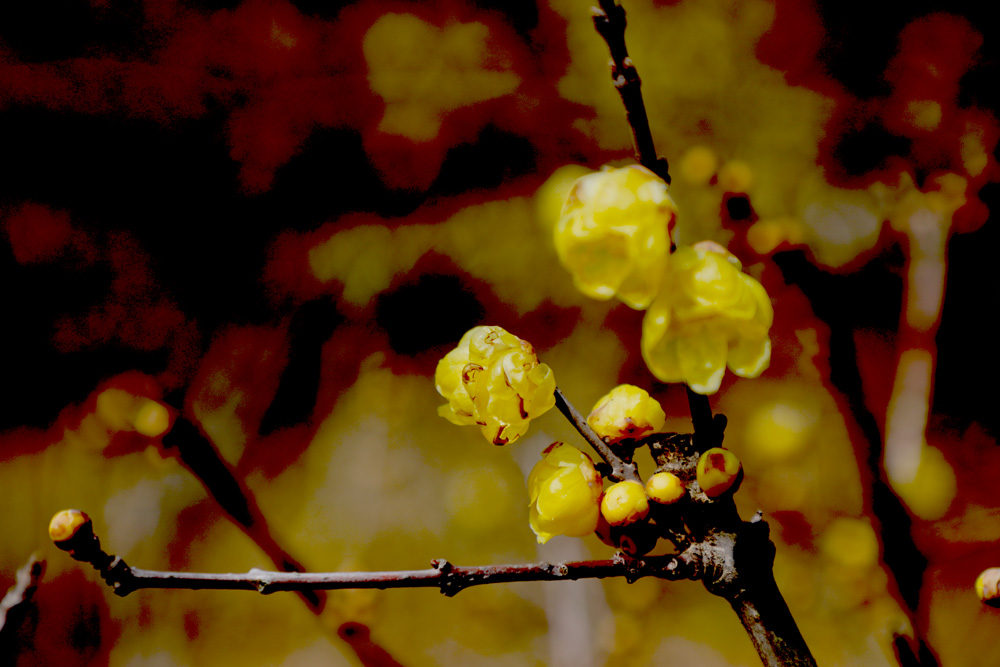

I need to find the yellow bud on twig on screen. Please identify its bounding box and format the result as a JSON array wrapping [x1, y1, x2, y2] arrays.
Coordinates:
[[49, 509, 91, 545], [696, 448, 743, 498], [600, 480, 649, 527], [646, 471, 685, 504]]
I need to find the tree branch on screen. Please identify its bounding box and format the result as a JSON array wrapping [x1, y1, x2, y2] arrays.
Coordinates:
[[52, 514, 696, 597], [591, 0, 669, 183], [553, 386, 640, 481]]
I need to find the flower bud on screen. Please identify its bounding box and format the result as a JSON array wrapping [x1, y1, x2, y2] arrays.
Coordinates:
[[696, 448, 743, 498], [645, 471, 686, 504], [555, 164, 676, 309], [527, 443, 603, 544], [436, 326, 556, 445], [641, 242, 772, 395], [976, 568, 1000, 608], [600, 480, 650, 527], [49, 509, 91, 545], [587, 384, 665, 443]]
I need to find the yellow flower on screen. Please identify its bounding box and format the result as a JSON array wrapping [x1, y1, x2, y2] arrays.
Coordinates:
[[555, 164, 676, 309], [527, 443, 603, 544], [435, 325, 556, 445], [600, 480, 650, 526], [587, 384, 665, 443], [641, 241, 773, 394]]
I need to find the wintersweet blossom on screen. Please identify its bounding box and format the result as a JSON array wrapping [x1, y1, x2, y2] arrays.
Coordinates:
[[555, 164, 676, 309], [435, 326, 556, 445], [527, 443, 603, 544], [587, 384, 665, 443], [641, 241, 773, 395]]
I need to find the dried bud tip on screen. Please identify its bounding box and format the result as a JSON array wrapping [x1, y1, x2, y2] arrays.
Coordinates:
[[49, 509, 91, 544]]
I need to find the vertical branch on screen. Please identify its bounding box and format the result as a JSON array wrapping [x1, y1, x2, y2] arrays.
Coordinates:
[[592, 0, 719, 446], [592, 0, 670, 183], [589, 3, 816, 665]]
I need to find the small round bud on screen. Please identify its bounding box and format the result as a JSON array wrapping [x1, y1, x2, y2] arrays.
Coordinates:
[[600, 480, 650, 527], [645, 471, 685, 504], [696, 448, 743, 498], [587, 384, 665, 444], [132, 399, 171, 437], [976, 568, 1000, 607], [49, 509, 91, 544]]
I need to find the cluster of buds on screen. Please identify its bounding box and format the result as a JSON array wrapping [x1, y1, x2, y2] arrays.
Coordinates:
[[553, 165, 773, 395], [435, 326, 556, 445], [517, 383, 742, 549]]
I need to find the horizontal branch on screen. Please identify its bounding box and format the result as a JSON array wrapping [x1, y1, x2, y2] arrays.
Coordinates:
[[101, 554, 694, 598]]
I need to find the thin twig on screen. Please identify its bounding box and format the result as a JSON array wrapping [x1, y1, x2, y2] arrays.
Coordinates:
[[53, 518, 695, 597], [553, 387, 640, 481], [591, 0, 669, 183]]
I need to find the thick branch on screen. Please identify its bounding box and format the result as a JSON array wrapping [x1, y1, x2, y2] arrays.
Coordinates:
[[553, 386, 640, 481]]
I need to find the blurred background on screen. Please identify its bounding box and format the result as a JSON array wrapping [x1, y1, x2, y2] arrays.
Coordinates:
[[1, 0, 998, 665]]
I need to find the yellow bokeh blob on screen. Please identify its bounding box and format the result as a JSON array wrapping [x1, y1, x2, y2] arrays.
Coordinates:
[[890, 445, 956, 520], [363, 13, 520, 140]]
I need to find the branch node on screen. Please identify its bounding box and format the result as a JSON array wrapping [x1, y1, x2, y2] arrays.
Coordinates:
[[548, 563, 570, 578]]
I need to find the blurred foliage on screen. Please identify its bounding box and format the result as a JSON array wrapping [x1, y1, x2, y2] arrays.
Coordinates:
[[1, 0, 999, 666]]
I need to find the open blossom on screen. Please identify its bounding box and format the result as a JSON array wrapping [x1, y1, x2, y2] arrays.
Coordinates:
[[527, 443, 603, 544], [435, 326, 556, 445], [555, 164, 676, 309], [641, 241, 772, 395], [587, 384, 665, 443]]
